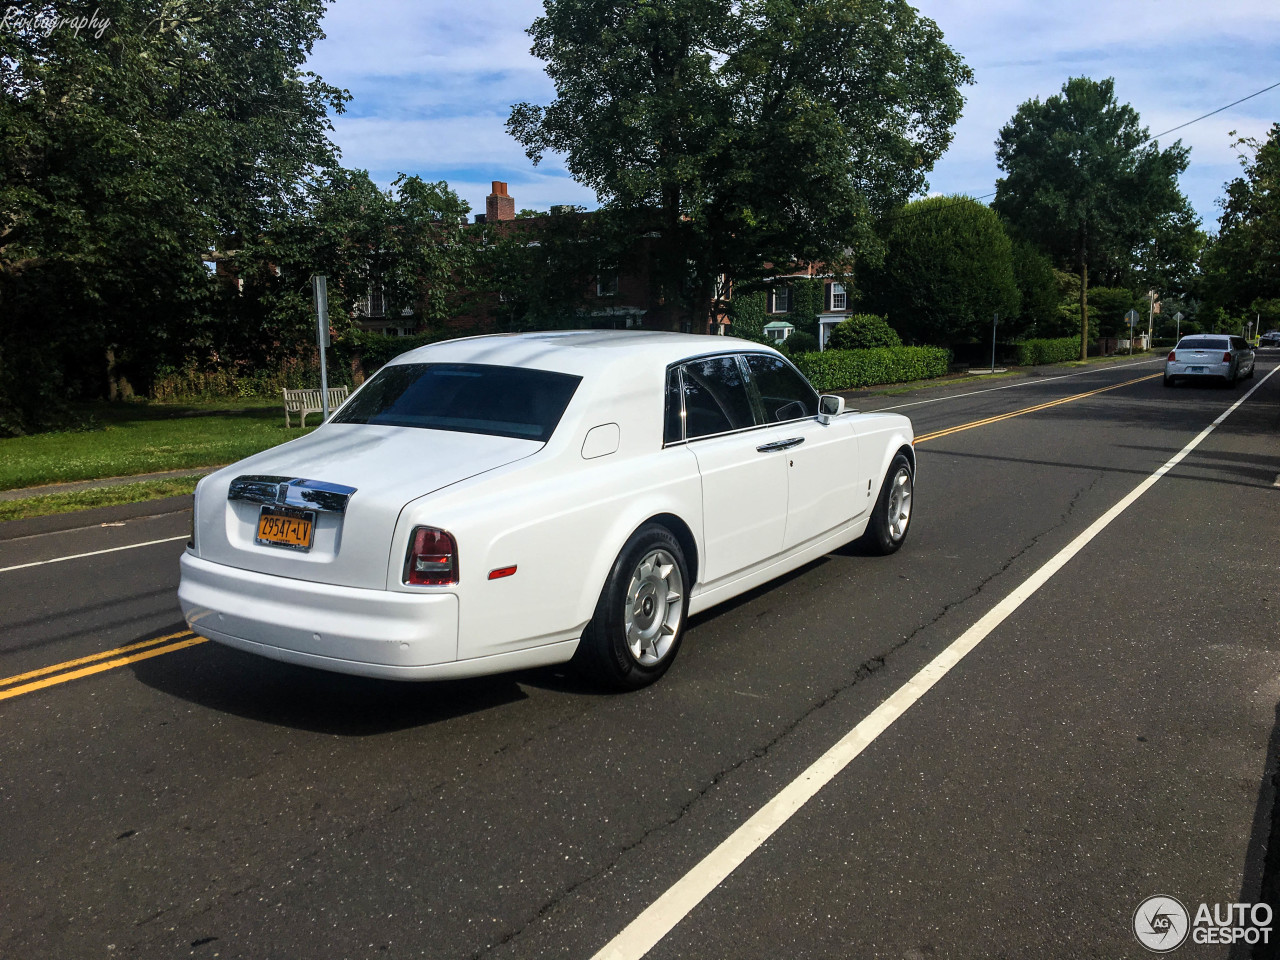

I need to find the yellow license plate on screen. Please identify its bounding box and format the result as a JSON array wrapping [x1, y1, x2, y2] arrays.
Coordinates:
[[255, 509, 315, 550]]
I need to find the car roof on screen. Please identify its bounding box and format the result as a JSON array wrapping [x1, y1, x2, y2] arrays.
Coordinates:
[[389, 330, 782, 378]]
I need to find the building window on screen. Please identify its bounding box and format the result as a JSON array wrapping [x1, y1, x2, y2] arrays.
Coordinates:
[[366, 285, 386, 318], [830, 283, 846, 311], [771, 287, 790, 313], [597, 271, 619, 297]]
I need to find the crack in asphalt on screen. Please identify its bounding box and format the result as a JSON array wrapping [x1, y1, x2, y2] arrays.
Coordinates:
[[471, 469, 1110, 959]]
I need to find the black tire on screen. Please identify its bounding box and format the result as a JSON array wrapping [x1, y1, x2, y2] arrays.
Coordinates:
[[1245, 362, 1256, 379], [862, 453, 914, 556], [1163, 373, 1175, 387], [572, 523, 690, 690]]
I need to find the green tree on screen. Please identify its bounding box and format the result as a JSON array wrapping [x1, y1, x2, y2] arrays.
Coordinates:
[[508, 0, 971, 329], [862, 195, 1019, 345], [0, 0, 347, 432], [1010, 239, 1066, 337], [1202, 124, 1280, 323], [993, 77, 1195, 360]]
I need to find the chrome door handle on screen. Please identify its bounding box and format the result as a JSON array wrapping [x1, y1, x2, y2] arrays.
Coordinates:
[[756, 437, 805, 452]]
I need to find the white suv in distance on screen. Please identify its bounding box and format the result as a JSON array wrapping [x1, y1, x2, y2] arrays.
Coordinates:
[[1164, 335, 1255, 387]]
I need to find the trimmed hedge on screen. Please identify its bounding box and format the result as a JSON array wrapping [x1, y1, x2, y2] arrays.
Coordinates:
[[1013, 337, 1079, 365], [792, 346, 950, 392]]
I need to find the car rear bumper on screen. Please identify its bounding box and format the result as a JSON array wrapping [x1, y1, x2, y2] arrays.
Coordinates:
[[179, 551, 461, 677], [1165, 361, 1231, 379]]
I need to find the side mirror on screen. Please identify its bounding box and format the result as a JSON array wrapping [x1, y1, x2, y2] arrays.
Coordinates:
[[817, 394, 845, 425]]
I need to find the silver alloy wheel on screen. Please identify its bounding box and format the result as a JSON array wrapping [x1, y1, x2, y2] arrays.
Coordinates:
[[887, 466, 913, 542], [623, 548, 684, 665]]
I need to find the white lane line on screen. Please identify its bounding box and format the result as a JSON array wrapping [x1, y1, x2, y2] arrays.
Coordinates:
[[872, 358, 1160, 412], [0, 536, 189, 574], [591, 364, 1279, 960]]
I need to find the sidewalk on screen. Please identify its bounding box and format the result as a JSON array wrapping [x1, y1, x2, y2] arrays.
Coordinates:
[[0, 466, 215, 503]]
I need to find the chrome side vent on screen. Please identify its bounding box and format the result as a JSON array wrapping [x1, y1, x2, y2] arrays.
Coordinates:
[[228, 476, 357, 514]]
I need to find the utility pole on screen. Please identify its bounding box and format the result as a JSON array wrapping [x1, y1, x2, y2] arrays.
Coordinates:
[[312, 275, 331, 422], [1174, 311, 1183, 341], [990, 312, 999, 373]]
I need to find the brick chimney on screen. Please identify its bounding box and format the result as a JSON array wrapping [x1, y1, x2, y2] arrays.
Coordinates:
[[486, 181, 515, 222]]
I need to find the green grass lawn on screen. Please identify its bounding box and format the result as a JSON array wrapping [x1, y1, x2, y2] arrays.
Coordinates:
[[0, 399, 311, 491]]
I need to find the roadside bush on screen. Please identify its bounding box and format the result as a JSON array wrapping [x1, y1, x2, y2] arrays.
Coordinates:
[[792, 346, 950, 392], [1013, 337, 1079, 366], [780, 330, 818, 354], [827, 314, 902, 350]]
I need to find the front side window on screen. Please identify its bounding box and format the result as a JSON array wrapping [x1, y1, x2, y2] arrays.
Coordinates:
[[681, 356, 755, 439], [333, 363, 581, 442], [743, 354, 819, 423]]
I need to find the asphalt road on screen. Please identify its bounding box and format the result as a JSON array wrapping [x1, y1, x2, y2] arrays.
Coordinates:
[[2, 355, 1278, 959]]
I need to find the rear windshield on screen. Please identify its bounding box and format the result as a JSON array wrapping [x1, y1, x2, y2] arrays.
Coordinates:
[[333, 363, 582, 441], [1177, 338, 1228, 351]]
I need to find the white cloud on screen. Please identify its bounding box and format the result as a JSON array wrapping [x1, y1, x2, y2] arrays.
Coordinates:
[[308, 0, 1280, 226]]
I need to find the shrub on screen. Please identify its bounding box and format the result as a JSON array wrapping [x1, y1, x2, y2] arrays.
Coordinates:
[[1012, 337, 1079, 366], [781, 330, 818, 353], [827, 314, 902, 350], [792, 346, 950, 392]]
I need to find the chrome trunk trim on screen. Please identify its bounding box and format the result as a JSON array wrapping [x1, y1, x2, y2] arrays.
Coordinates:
[[228, 475, 357, 514]]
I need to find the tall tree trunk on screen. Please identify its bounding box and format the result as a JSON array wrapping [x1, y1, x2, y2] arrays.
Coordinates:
[[1078, 221, 1089, 361]]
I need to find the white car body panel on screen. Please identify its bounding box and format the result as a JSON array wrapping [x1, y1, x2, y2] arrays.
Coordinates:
[[177, 331, 914, 682]]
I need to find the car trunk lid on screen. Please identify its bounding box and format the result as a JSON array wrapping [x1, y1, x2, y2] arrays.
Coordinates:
[[195, 425, 541, 589]]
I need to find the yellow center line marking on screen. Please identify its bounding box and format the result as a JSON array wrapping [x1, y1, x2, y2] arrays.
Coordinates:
[[0, 629, 195, 688], [914, 373, 1161, 444], [0, 636, 207, 702], [0, 370, 1164, 704]]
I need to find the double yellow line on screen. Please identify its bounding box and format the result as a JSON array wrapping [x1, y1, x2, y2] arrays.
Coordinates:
[[0, 370, 1163, 703], [0, 630, 207, 702], [914, 372, 1161, 445]]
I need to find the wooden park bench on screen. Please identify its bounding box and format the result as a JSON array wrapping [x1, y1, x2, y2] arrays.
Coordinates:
[[282, 385, 350, 428]]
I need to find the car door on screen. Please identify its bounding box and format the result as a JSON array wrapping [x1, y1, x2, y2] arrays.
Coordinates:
[[678, 355, 789, 585], [740, 353, 866, 551]]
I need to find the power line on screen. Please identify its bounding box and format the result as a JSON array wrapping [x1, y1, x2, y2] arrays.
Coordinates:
[[1141, 79, 1280, 146], [881, 79, 1280, 225]]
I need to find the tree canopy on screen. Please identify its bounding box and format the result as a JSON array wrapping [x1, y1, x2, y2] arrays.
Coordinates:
[[992, 77, 1196, 357], [0, 0, 348, 432], [861, 196, 1020, 345], [1201, 123, 1280, 328], [508, 0, 972, 328]]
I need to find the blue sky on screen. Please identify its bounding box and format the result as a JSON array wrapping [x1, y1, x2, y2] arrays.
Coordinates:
[[307, 0, 1280, 231]]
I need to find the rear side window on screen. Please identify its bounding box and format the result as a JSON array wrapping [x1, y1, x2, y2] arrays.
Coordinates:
[[681, 356, 755, 439], [664, 367, 684, 444], [1177, 338, 1228, 351], [333, 363, 581, 442], [742, 354, 818, 422]]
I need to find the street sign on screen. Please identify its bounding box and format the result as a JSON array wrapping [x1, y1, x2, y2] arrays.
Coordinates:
[[1174, 311, 1184, 322], [1125, 309, 1140, 325]]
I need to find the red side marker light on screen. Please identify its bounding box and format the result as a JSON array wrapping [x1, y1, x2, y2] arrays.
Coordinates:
[[488, 565, 517, 580]]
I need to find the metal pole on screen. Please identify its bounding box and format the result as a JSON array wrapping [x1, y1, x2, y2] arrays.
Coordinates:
[[1147, 290, 1154, 343], [991, 312, 998, 372], [312, 275, 331, 422]]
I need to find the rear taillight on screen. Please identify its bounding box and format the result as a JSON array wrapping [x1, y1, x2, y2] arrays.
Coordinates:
[[1167, 351, 1176, 361], [1223, 352, 1232, 362], [403, 526, 458, 585]]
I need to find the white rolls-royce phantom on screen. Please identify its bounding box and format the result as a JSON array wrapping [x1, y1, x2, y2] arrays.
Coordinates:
[[178, 330, 915, 689]]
